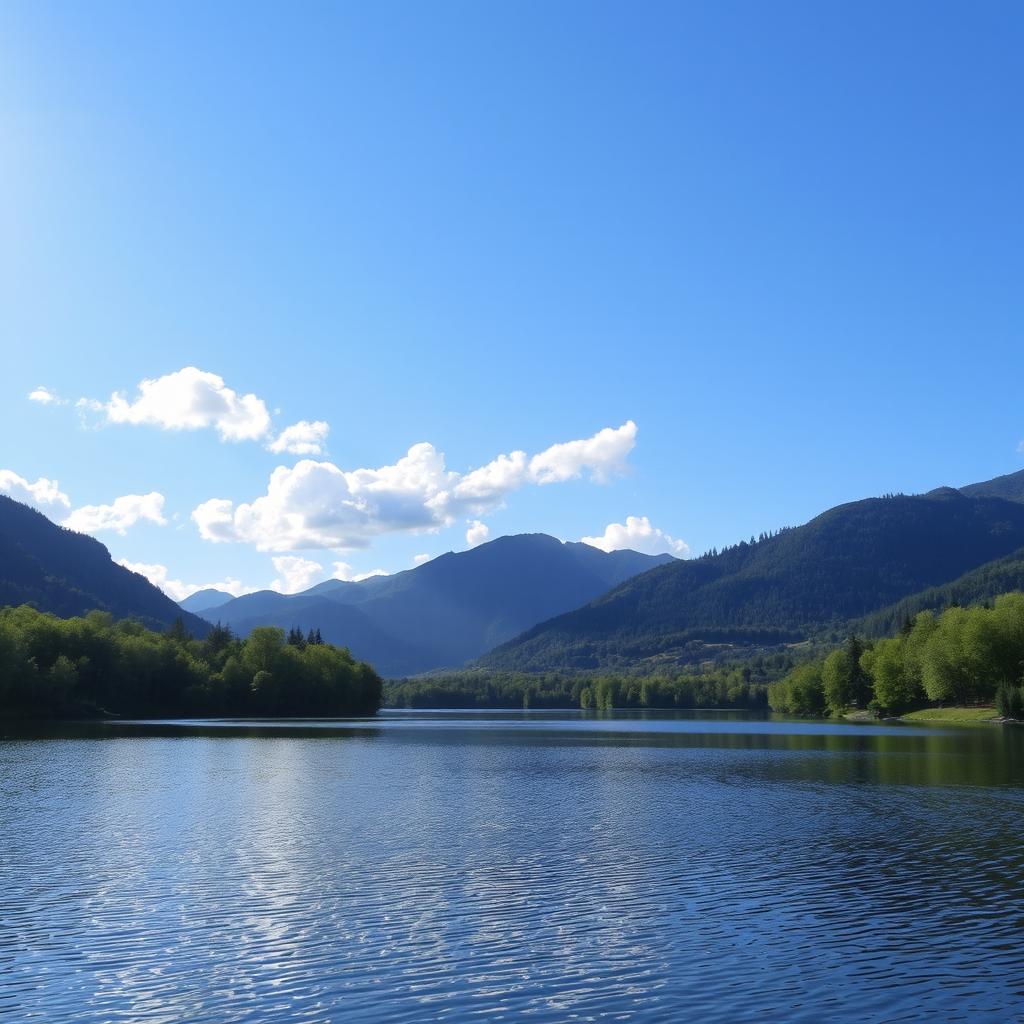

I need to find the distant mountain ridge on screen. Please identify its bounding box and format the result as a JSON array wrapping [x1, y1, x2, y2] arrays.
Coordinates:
[[480, 475, 1024, 673], [959, 467, 1024, 503], [179, 588, 234, 614], [210, 534, 675, 676], [0, 495, 210, 635]]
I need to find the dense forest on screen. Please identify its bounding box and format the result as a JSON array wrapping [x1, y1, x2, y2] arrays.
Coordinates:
[[852, 547, 1024, 638], [769, 593, 1024, 719], [386, 651, 803, 711], [0, 605, 383, 719], [481, 489, 1024, 673]]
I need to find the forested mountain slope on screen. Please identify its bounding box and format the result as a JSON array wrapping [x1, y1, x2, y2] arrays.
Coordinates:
[[0, 496, 209, 636], [852, 546, 1024, 638], [480, 488, 1024, 672], [959, 468, 1024, 503]]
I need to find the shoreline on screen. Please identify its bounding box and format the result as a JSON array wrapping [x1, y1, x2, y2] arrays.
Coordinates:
[[844, 706, 1011, 726]]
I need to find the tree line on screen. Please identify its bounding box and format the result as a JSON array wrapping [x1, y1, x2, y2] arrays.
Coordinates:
[[385, 657, 802, 711], [0, 604, 382, 719], [768, 593, 1024, 718]]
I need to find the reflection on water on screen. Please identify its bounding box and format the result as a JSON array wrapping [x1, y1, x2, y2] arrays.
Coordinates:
[[2, 710, 1023, 1023]]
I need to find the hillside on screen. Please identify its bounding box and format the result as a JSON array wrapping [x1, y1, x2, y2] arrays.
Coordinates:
[[480, 487, 1024, 673], [959, 467, 1024, 503], [853, 546, 1024, 637], [213, 534, 674, 676], [0, 495, 210, 635]]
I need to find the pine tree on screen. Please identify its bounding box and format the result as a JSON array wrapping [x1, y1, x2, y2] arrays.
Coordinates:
[[167, 617, 192, 643]]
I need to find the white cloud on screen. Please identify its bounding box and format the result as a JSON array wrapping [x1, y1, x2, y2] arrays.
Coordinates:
[[118, 560, 253, 602], [190, 498, 238, 543], [450, 421, 637, 511], [192, 443, 451, 551], [28, 386, 64, 405], [93, 367, 272, 442], [466, 520, 490, 547], [268, 420, 330, 456], [63, 492, 167, 535], [270, 555, 325, 594], [453, 451, 529, 506], [192, 421, 637, 552], [413, 553, 431, 566], [528, 420, 637, 485], [582, 515, 689, 557], [332, 561, 388, 583], [0, 470, 71, 510]]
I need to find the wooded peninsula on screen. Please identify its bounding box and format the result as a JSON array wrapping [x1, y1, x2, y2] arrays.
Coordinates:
[[0, 605, 383, 719]]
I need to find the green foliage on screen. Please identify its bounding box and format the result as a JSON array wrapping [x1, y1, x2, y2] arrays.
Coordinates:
[[386, 666, 773, 711], [995, 684, 1024, 720], [853, 547, 1024, 639], [767, 662, 826, 716], [772, 593, 1024, 716], [860, 638, 922, 713], [0, 605, 383, 719], [820, 636, 872, 715]]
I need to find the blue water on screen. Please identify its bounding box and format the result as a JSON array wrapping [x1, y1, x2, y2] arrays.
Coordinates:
[[2, 710, 1023, 1023]]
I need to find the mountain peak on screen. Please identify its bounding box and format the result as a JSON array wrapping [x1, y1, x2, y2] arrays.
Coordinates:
[[924, 486, 968, 500], [210, 532, 672, 676], [178, 588, 234, 614]]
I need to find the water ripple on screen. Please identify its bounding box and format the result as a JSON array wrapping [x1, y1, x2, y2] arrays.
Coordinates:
[[2, 714, 1023, 1023]]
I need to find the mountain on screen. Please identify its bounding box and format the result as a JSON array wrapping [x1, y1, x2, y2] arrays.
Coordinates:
[[853, 545, 1024, 638], [480, 486, 1024, 673], [215, 534, 675, 676], [179, 588, 234, 614], [0, 495, 210, 635], [181, 589, 236, 610], [959, 467, 1024, 503]]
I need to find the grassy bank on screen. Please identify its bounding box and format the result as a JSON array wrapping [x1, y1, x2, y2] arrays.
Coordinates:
[[900, 706, 999, 725]]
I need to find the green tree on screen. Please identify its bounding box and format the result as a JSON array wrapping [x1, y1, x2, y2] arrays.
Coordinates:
[[862, 637, 921, 713], [822, 649, 853, 715], [768, 662, 825, 716]]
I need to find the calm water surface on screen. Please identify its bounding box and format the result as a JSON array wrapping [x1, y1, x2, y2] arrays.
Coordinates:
[[2, 710, 1023, 1023]]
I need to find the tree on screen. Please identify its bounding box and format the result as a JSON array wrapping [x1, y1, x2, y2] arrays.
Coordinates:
[[863, 638, 921, 713], [768, 662, 825, 716], [821, 636, 871, 715], [243, 626, 286, 676], [205, 622, 234, 654], [0, 604, 383, 719], [922, 608, 974, 703], [995, 684, 1024, 720], [822, 649, 853, 715], [166, 616, 192, 643]]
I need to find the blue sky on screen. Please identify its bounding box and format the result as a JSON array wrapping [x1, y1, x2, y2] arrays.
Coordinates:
[[2, 2, 1022, 598]]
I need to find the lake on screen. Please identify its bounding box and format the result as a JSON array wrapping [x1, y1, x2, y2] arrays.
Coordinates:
[[2, 710, 1023, 1023]]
